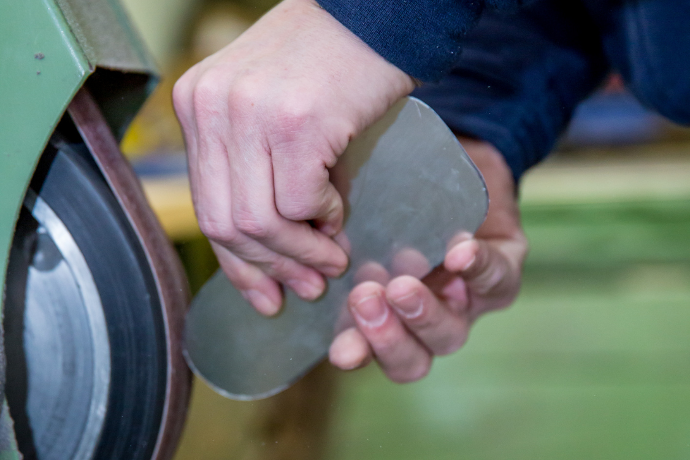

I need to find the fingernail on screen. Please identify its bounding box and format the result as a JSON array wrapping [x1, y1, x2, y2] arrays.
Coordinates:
[[286, 279, 323, 300], [243, 289, 280, 316], [462, 255, 476, 271], [391, 292, 424, 319], [323, 258, 349, 278], [457, 231, 474, 242], [333, 231, 351, 255], [447, 240, 476, 272], [353, 294, 388, 328], [320, 222, 338, 236]]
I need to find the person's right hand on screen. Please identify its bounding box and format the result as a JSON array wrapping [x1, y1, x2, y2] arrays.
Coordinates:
[[329, 138, 529, 382], [173, 0, 414, 315]]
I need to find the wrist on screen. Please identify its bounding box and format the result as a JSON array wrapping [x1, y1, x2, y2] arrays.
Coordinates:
[[296, 0, 415, 99], [459, 137, 525, 245]]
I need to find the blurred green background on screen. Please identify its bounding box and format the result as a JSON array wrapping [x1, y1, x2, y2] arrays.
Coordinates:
[[169, 156, 690, 460], [327, 196, 690, 460], [115, 0, 690, 458]]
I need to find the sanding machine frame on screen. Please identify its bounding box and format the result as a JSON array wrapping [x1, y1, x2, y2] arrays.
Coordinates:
[[0, 0, 191, 458]]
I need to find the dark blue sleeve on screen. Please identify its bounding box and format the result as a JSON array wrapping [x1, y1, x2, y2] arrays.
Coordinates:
[[412, 0, 609, 182], [317, 0, 527, 82], [584, 0, 690, 125]]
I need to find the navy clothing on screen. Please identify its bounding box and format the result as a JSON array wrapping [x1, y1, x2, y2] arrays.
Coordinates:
[[317, 0, 528, 81], [586, 0, 690, 124], [413, 0, 690, 181], [414, 0, 609, 181], [320, 0, 690, 181]]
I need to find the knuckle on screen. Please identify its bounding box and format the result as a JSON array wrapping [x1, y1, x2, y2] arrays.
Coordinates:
[[226, 77, 262, 114], [275, 98, 313, 132], [172, 65, 199, 103], [172, 74, 198, 130], [233, 210, 274, 239], [276, 199, 319, 221], [275, 109, 308, 136], [198, 218, 238, 244], [275, 173, 333, 221], [191, 75, 221, 116], [266, 256, 292, 278], [288, 243, 321, 268], [171, 78, 189, 114], [270, 99, 328, 153]]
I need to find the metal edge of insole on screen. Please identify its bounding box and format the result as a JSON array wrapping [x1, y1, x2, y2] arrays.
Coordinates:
[[184, 96, 489, 399]]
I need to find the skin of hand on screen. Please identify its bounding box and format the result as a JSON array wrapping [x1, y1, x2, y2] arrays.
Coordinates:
[[329, 137, 529, 382], [173, 0, 415, 315]]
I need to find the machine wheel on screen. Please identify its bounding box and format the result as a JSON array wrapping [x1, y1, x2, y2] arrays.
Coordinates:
[[4, 140, 170, 459]]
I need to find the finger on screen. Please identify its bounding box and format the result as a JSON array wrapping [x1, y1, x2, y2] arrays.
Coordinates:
[[329, 327, 372, 370], [391, 248, 431, 278], [439, 277, 470, 315], [444, 238, 520, 319], [421, 266, 469, 316], [191, 135, 328, 302], [333, 230, 351, 256], [349, 282, 432, 383], [272, 142, 344, 236], [312, 182, 345, 237], [445, 239, 511, 296], [386, 275, 469, 356], [353, 261, 390, 285], [215, 235, 327, 300], [212, 242, 283, 316], [445, 231, 474, 252], [187, 121, 290, 311], [226, 136, 348, 278]]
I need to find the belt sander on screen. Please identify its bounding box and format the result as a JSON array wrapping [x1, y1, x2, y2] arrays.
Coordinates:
[[0, 0, 190, 458]]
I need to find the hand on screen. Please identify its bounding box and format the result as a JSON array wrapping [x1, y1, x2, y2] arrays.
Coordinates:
[[173, 0, 414, 315], [329, 138, 529, 382]]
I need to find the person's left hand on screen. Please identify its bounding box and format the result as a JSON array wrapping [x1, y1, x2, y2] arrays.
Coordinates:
[[328, 137, 529, 382]]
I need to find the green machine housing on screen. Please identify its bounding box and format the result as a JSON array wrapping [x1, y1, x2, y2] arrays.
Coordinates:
[[0, 0, 156, 316], [0, 1, 190, 458]]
